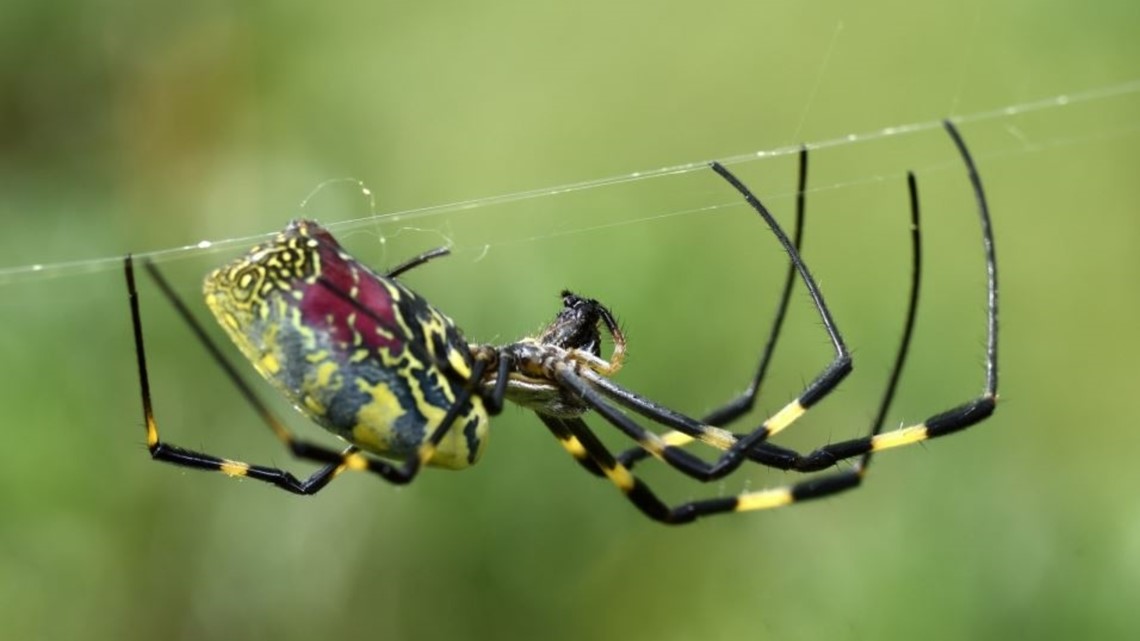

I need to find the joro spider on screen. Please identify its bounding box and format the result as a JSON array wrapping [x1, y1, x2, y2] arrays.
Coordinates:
[[125, 120, 997, 525]]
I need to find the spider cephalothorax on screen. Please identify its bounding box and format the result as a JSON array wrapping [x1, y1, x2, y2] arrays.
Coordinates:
[[537, 291, 620, 358], [479, 291, 625, 419]]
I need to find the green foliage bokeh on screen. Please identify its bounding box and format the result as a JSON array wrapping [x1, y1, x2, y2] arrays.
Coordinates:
[[0, 2, 1138, 640]]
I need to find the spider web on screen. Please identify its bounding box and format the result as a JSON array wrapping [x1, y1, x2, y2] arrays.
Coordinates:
[[0, 78, 1137, 286]]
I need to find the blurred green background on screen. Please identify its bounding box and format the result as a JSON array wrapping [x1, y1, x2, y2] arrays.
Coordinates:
[[1, 1, 1138, 639]]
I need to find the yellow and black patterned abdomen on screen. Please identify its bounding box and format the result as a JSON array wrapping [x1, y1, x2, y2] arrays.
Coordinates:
[[203, 220, 489, 469]]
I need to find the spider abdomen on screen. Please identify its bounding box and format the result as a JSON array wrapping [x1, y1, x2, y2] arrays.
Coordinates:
[[203, 219, 489, 469]]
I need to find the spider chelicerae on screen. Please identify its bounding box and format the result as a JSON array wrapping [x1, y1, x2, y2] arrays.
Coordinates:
[[125, 120, 997, 525]]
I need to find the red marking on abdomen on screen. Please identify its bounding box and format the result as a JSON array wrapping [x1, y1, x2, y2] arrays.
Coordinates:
[[299, 247, 405, 355]]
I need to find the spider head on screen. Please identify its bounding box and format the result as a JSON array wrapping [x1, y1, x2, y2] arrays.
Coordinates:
[[537, 291, 613, 356], [489, 290, 626, 418]]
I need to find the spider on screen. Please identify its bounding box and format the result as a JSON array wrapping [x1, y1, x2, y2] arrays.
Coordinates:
[[125, 120, 997, 525]]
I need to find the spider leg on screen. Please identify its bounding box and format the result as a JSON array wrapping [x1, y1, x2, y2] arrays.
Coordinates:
[[646, 165, 919, 480], [613, 153, 917, 474], [540, 413, 607, 477], [583, 294, 626, 375], [561, 154, 852, 482], [550, 358, 825, 481], [551, 364, 731, 480], [384, 246, 451, 279], [539, 413, 863, 525], [702, 158, 853, 466], [778, 120, 998, 475], [541, 128, 996, 523], [582, 368, 800, 471], [126, 256, 351, 494], [616, 148, 808, 470], [125, 253, 498, 493], [592, 120, 996, 496]]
